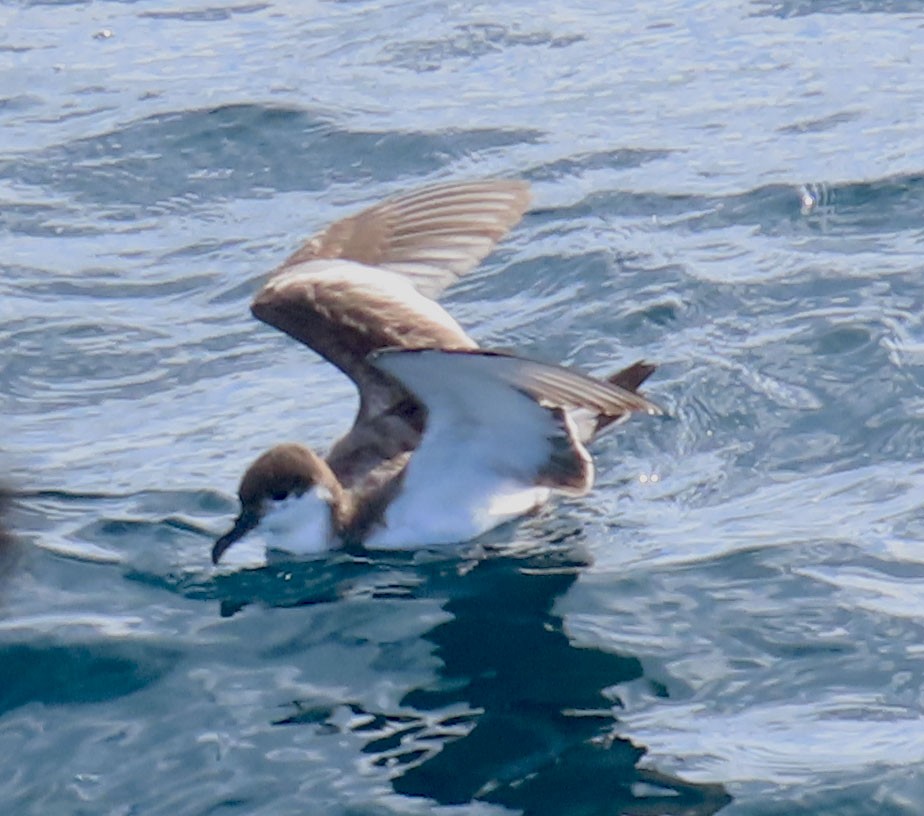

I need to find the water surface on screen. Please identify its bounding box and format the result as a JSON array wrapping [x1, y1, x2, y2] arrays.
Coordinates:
[[3, 0, 924, 813]]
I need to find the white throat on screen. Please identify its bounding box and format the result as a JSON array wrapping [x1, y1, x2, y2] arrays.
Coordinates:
[[262, 488, 335, 554]]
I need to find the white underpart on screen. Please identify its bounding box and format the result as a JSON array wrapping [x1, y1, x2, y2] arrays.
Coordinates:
[[365, 355, 566, 549], [261, 488, 335, 554], [271, 260, 476, 344]]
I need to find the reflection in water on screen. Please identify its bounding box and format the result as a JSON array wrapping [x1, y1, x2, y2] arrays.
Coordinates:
[[258, 550, 731, 815]]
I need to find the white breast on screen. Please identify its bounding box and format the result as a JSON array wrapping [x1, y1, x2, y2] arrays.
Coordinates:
[[261, 489, 335, 554], [366, 470, 551, 550]]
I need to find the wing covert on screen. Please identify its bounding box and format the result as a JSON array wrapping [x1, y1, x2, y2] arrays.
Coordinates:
[[275, 179, 531, 299]]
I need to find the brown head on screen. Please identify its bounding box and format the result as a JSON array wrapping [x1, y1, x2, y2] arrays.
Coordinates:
[[212, 443, 343, 564]]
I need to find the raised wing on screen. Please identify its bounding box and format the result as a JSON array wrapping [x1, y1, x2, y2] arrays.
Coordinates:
[[370, 349, 661, 497], [253, 261, 478, 421], [275, 179, 531, 299], [252, 179, 531, 420]]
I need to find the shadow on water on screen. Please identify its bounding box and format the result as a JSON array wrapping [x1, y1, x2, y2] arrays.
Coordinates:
[[217, 547, 731, 815], [388, 555, 730, 815], [0, 487, 181, 718]]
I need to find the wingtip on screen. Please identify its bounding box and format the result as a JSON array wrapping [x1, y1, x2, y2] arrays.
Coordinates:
[[500, 177, 532, 201], [634, 389, 665, 418], [496, 178, 532, 219]]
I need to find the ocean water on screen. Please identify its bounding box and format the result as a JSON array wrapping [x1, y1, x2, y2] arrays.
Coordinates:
[[3, 0, 924, 813]]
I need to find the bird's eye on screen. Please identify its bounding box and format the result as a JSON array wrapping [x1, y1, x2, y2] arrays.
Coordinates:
[[271, 490, 289, 501]]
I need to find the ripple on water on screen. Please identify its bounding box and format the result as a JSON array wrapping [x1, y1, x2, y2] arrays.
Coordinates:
[[3, 0, 924, 812], [0, 104, 542, 214]]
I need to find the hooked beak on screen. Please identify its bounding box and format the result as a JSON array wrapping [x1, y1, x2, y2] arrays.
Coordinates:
[[212, 507, 259, 565]]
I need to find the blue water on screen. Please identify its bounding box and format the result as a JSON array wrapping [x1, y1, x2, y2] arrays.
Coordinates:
[[3, 0, 924, 813]]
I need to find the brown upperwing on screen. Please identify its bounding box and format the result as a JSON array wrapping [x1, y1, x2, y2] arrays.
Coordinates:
[[252, 178, 531, 412], [274, 179, 531, 298], [250, 179, 531, 483], [251, 269, 478, 422]]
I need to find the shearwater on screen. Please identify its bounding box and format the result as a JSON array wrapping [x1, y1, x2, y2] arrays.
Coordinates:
[[212, 180, 660, 564]]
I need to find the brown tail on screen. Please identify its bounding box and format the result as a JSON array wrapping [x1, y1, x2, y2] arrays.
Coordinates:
[[592, 360, 657, 436], [607, 360, 656, 392]]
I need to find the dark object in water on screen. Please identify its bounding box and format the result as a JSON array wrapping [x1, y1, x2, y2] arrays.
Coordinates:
[[0, 486, 19, 579]]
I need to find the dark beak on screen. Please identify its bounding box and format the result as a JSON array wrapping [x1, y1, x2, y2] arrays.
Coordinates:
[[212, 508, 259, 565]]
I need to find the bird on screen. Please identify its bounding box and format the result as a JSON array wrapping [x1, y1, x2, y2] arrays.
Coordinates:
[[212, 179, 661, 564]]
